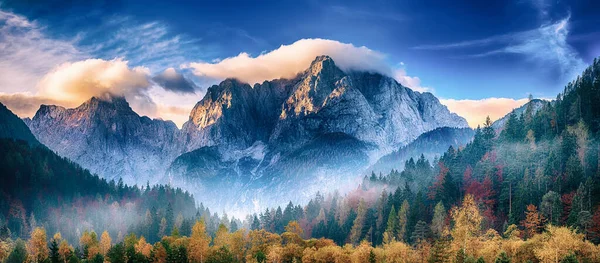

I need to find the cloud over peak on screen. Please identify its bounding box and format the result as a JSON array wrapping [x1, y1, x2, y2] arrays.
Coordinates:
[[184, 38, 392, 85]]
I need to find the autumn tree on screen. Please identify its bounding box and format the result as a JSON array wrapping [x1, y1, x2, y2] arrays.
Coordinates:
[[28, 227, 49, 263], [135, 236, 152, 257], [189, 220, 211, 263], [350, 199, 367, 245], [451, 194, 482, 254], [398, 200, 410, 242], [213, 223, 230, 248], [533, 226, 585, 263], [100, 231, 111, 256], [521, 204, 546, 239]]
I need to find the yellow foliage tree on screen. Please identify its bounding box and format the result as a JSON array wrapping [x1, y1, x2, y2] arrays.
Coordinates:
[[282, 221, 304, 245], [100, 231, 111, 256], [188, 220, 211, 263], [384, 241, 415, 263], [135, 236, 152, 257], [451, 194, 482, 255], [351, 240, 374, 263], [28, 227, 49, 263], [152, 243, 168, 263], [213, 223, 230, 248], [58, 240, 73, 263], [246, 229, 281, 262], [228, 229, 248, 262], [533, 225, 584, 263]]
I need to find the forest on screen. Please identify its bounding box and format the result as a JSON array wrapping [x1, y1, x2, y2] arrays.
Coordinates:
[[2, 59, 600, 262]]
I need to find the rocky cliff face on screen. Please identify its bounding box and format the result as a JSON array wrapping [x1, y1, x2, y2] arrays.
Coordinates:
[[27, 56, 469, 213], [27, 96, 181, 184]]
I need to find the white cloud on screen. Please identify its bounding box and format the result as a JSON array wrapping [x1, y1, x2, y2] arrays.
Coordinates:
[[184, 38, 392, 85], [440, 98, 529, 128], [37, 59, 151, 103], [393, 68, 432, 93], [0, 9, 83, 94]]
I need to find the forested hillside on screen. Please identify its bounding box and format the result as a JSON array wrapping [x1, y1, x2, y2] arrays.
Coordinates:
[[2, 59, 600, 262], [0, 139, 197, 245]]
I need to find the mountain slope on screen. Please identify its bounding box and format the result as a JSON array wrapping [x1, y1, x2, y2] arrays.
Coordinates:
[[492, 98, 548, 131], [26, 55, 469, 213], [369, 127, 474, 174], [0, 102, 39, 145], [26, 96, 182, 184]]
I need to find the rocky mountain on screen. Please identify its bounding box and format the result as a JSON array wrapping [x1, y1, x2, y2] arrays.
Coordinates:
[[169, 56, 468, 211], [369, 127, 474, 174], [0, 102, 39, 145], [26, 56, 469, 212], [26, 95, 181, 184]]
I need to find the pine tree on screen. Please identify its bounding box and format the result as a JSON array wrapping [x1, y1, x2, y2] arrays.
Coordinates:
[[350, 199, 367, 245], [428, 238, 450, 263], [49, 238, 60, 263], [6, 239, 27, 263], [411, 220, 428, 243], [455, 248, 466, 263], [383, 206, 397, 244], [431, 201, 446, 238], [397, 200, 410, 242], [494, 251, 511, 263]]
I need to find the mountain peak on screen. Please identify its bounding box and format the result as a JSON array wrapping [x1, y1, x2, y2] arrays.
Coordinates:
[[80, 94, 132, 113], [307, 55, 339, 76]]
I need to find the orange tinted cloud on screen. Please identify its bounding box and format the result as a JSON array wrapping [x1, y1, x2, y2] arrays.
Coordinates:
[[185, 38, 390, 85], [440, 98, 529, 128]]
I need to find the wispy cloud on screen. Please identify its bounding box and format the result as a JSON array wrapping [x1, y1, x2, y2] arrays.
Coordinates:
[[0, 8, 205, 126], [0, 9, 84, 94], [414, 15, 585, 81], [393, 67, 432, 93], [82, 17, 206, 72]]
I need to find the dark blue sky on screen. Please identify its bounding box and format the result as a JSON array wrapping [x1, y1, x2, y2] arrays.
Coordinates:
[[1, 0, 599, 126]]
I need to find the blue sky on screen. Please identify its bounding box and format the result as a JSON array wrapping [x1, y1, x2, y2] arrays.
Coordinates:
[[0, 0, 599, 127]]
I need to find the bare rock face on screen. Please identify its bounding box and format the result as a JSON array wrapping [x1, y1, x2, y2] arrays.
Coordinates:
[[27, 55, 469, 213], [27, 96, 181, 184]]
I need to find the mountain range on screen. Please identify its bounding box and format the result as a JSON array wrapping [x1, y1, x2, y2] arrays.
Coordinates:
[[21, 56, 469, 213]]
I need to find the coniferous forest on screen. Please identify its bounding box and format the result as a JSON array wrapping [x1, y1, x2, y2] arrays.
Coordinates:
[[2, 0, 600, 258], [2, 59, 600, 262]]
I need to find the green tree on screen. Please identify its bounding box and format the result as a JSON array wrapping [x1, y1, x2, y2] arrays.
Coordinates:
[[6, 239, 27, 263], [397, 200, 410, 242], [455, 248, 467, 263], [106, 243, 126, 263], [383, 206, 397, 243], [560, 254, 579, 263], [431, 201, 446, 238], [494, 251, 511, 263], [206, 246, 236, 263], [49, 239, 60, 263], [428, 239, 450, 263]]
